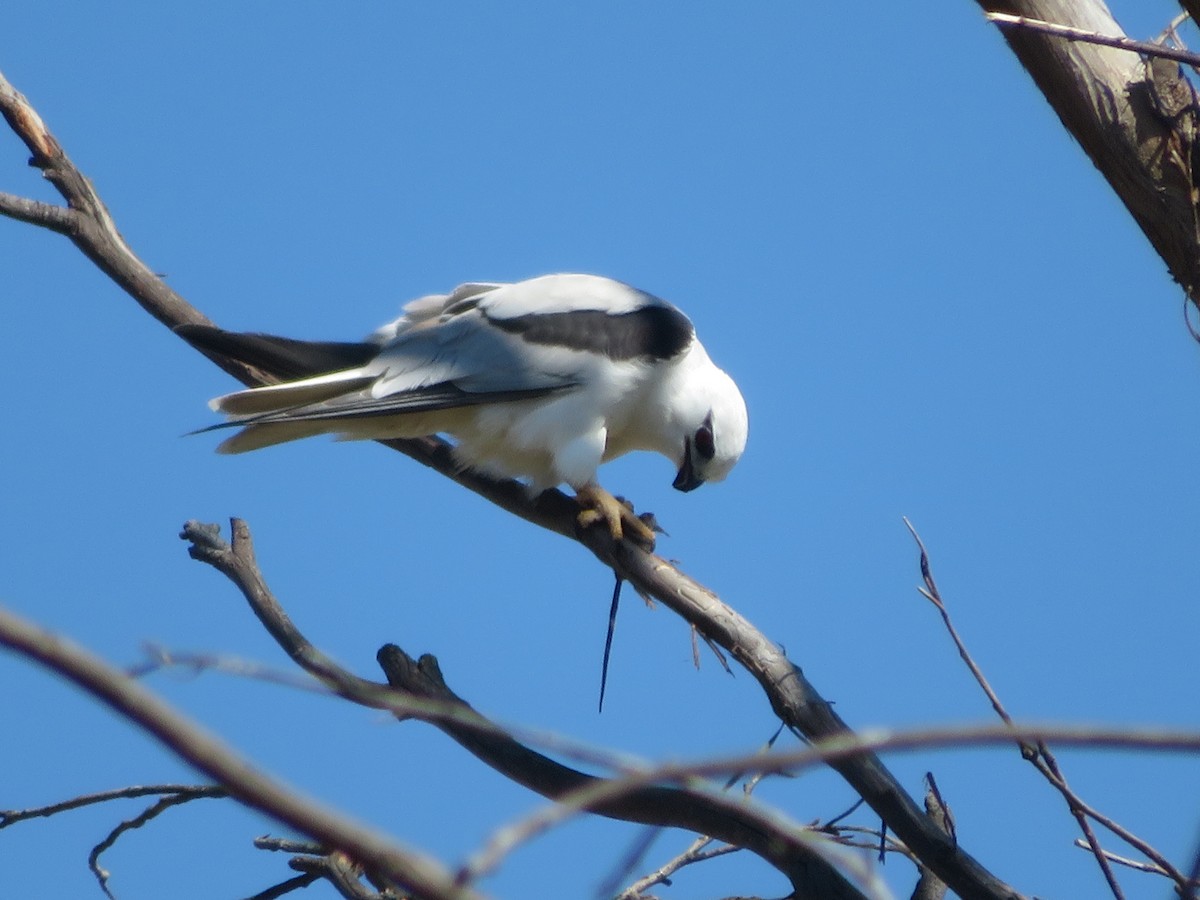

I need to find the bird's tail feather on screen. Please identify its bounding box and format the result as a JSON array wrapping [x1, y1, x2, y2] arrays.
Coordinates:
[[215, 421, 340, 454], [211, 373, 377, 416], [175, 324, 377, 381]]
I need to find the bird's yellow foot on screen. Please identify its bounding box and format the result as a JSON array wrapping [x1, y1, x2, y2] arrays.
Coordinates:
[[575, 483, 658, 548]]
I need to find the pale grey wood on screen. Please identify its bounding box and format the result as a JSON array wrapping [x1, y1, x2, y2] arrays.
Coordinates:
[[981, 0, 1200, 300]]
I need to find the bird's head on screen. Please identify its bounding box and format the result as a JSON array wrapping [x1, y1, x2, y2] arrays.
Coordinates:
[[671, 364, 748, 493]]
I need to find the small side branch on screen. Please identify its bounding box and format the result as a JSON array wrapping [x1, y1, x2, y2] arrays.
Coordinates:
[[987, 13, 1200, 68], [88, 788, 228, 900], [0, 191, 74, 233], [1, 783, 225, 828]]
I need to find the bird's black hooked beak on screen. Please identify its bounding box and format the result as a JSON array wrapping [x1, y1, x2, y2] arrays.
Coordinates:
[[672, 437, 704, 492]]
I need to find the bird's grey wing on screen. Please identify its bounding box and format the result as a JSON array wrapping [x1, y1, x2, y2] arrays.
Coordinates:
[[201, 302, 584, 430], [201, 380, 573, 432]]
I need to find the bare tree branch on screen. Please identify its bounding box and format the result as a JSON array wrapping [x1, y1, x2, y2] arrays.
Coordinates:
[[974, 1, 1200, 306], [616, 836, 741, 899], [904, 517, 1188, 893], [0, 191, 73, 232], [0, 70, 209, 334], [0, 604, 481, 900], [89, 789, 229, 900], [376, 646, 884, 899], [0, 784, 225, 829], [181, 517, 872, 899], [987, 12, 1200, 67], [594, 541, 1022, 898]]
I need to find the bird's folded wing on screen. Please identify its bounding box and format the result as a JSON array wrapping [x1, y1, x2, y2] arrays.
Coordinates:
[[183, 313, 583, 429], [195, 380, 576, 433]]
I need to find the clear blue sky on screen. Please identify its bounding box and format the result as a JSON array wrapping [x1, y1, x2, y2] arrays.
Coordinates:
[[2, 4, 1197, 899]]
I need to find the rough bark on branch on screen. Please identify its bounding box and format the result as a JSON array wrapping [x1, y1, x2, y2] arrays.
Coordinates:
[[978, 0, 1200, 304]]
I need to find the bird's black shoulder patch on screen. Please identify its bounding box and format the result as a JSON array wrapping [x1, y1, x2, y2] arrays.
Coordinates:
[[487, 304, 694, 362]]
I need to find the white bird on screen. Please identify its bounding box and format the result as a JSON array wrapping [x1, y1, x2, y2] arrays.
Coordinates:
[[180, 273, 748, 544]]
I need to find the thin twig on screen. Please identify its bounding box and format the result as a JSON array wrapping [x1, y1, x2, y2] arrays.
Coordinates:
[[986, 13, 1200, 68], [0, 784, 225, 828], [903, 516, 1128, 896], [903, 518, 1188, 896], [823, 798, 866, 831], [612, 725, 785, 898], [127, 645, 332, 693], [89, 790, 227, 899], [254, 836, 330, 855], [1071, 839, 1172, 876], [616, 838, 741, 899], [826, 826, 911, 860], [594, 826, 662, 900]]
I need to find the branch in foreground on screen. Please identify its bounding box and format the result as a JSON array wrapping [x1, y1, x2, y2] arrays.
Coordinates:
[[0, 603, 480, 900], [1, 64, 1014, 898]]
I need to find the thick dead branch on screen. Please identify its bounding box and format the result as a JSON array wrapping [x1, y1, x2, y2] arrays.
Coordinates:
[[183, 518, 870, 900], [0, 66, 1017, 898], [599, 541, 1023, 899], [977, 1, 1200, 304], [377, 646, 874, 899]]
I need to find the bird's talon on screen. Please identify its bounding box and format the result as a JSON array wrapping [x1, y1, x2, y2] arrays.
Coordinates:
[[575, 484, 657, 549]]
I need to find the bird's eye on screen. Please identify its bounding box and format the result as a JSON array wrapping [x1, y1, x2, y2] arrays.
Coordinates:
[[694, 422, 715, 461]]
